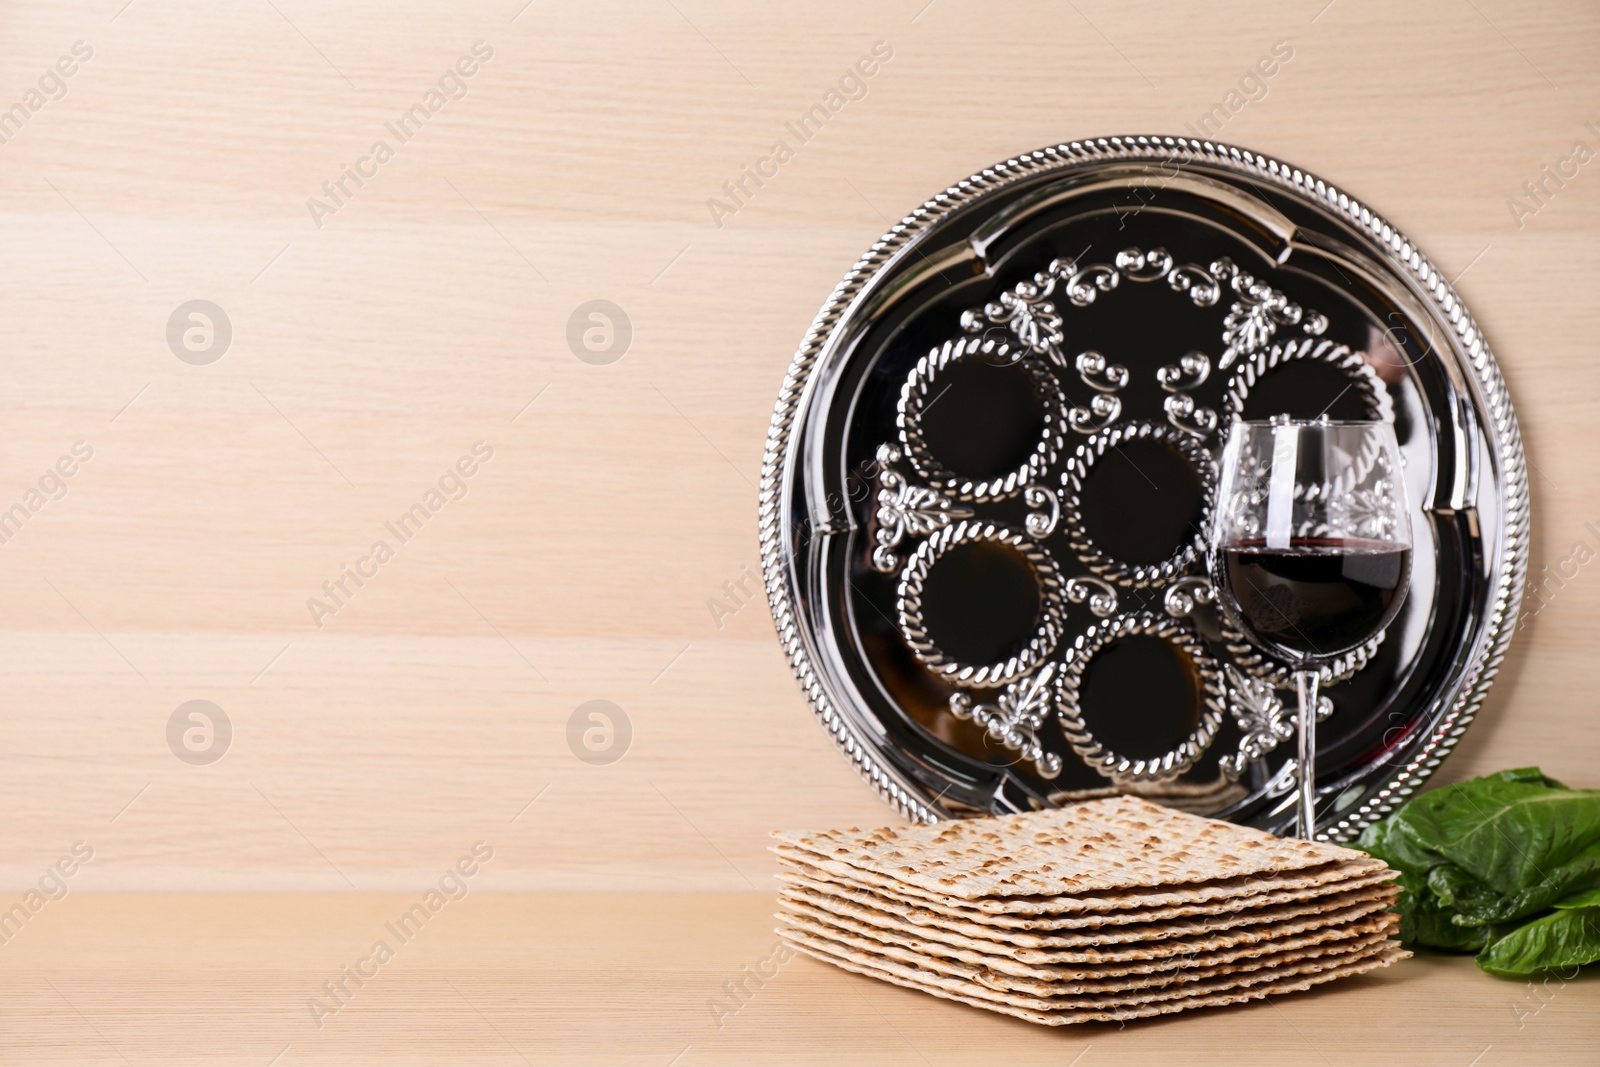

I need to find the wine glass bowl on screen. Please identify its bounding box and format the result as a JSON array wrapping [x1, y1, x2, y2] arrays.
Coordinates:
[[1219, 538, 1411, 663], [1210, 417, 1413, 838]]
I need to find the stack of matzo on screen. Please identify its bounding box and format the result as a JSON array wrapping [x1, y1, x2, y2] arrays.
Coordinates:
[[772, 795, 1407, 1026]]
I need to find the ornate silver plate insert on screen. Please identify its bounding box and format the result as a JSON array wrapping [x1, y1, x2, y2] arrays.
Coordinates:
[[759, 137, 1527, 840]]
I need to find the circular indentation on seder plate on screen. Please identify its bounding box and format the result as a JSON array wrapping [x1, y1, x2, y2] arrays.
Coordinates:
[[920, 539, 1043, 666], [1062, 423, 1214, 587], [1077, 634, 1204, 761], [896, 521, 1064, 689], [919, 359, 1047, 481], [1056, 612, 1223, 782], [1226, 338, 1392, 425], [899, 338, 1066, 502]]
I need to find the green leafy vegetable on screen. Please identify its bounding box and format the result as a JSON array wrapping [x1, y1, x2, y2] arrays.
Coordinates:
[[1355, 767, 1600, 977], [1552, 885, 1600, 910], [1476, 906, 1600, 977]]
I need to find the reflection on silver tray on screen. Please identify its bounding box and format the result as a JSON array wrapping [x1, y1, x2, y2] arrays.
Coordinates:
[[758, 137, 1528, 841]]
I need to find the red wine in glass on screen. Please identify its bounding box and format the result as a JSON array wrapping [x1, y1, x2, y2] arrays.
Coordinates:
[[1220, 537, 1412, 661], [1210, 417, 1412, 840]]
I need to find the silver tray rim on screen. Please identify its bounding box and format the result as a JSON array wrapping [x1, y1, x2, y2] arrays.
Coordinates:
[[757, 134, 1530, 840]]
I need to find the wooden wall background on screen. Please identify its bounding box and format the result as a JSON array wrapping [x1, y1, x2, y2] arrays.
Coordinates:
[[1, 0, 1597, 893]]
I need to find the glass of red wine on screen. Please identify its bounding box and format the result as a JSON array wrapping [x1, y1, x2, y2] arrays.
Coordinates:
[[1211, 416, 1412, 839]]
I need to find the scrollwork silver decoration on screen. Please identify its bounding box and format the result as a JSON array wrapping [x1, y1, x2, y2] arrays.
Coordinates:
[[1116, 245, 1216, 298], [960, 256, 1118, 365], [961, 249, 1199, 365], [1211, 258, 1328, 369], [1064, 575, 1119, 618], [1169, 263, 1223, 306], [1114, 246, 1174, 282], [1163, 392, 1218, 438], [1074, 349, 1128, 392], [870, 460, 974, 573], [1163, 575, 1215, 618], [1064, 349, 1130, 433], [1157, 350, 1210, 392], [1024, 485, 1059, 538], [1157, 350, 1217, 439], [1219, 665, 1333, 780], [949, 664, 1064, 779], [1062, 262, 1120, 306], [961, 271, 1064, 357], [1068, 392, 1122, 434]]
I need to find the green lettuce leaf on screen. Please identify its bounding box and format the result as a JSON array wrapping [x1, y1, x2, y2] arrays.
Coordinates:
[[1359, 768, 1600, 927], [1476, 907, 1600, 977], [1399, 874, 1491, 952], [1356, 768, 1600, 973], [1552, 885, 1600, 910], [1356, 806, 1445, 874]]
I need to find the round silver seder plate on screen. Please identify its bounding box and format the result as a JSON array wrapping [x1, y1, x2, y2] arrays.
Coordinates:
[[758, 137, 1528, 841]]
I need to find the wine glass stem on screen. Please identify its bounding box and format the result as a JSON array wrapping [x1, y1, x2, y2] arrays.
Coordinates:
[[1294, 669, 1320, 839]]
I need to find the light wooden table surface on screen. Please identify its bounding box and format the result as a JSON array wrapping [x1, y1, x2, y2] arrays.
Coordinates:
[[2, 0, 1598, 1060], [2, 893, 1594, 1066]]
